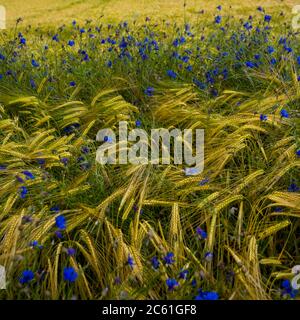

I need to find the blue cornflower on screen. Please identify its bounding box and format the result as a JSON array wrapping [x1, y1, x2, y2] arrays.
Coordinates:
[[195, 290, 219, 300], [297, 56, 300, 65], [179, 269, 189, 280], [193, 78, 206, 89], [215, 15, 222, 24], [163, 252, 175, 265], [212, 68, 219, 76], [16, 176, 24, 183], [222, 68, 228, 79], [31, 59, 39, 67], [217, 5, 222, 10], [280, 109, 289, 118], [30, 240, 38, 247], [281, 279, 298, 298], [63, 267, 78, 282], [80, 28, 85, 34], [55, 230, 63, 239], [296, 150, 300, 157], [246, 61, 255, 68], [282, 279, 290, 289], [72, 20, 76, 26], [167, 70, 177, 79], [279, 37, 287, 45], [127, 255, 134, 268], [172, 39, 179, 47], [119, 38, 128, 49], [64, 124, 80, 133], [52, 34, 59, 42], [30, 79, 36, 89], [172, 51, 180, 59], [107, 60, 112, 68], [22, 170, 35, 180], [19, 270, 34, 284], [55, 215, 66, 230], [37, 158, 45, 165], [181, 55, 189, 63], [81, 146, 90, 154], [82, 53, 89, 61], [284, 46, 292, 53], [30, 240, 43, 249], [264, 15, 271, 23], [257, 6, 263, 12], [144, 87, 154, 97], [19, 186, 28, 199], [191, 278, 197, 287], [254, 54, 261, 60], [151, 256, 160, 269], [135, 120, 141, 127], [20, 37, 26, 45], [196, 227, 207, 239], [166, 278, 179, 291], [243, 22, 252, 30], [60, 157, 69, 166], [69, 81, 76, 87], [270, 58, 277, 65], [67, 248, 76, 256], [68, 40, 75, 47], [288, 183, 299, 192], [180, 36, 186, 44], [267, 46, 275, 54], [260, 114, 268, 121]]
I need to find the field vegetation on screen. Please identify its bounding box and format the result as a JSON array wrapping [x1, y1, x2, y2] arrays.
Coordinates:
[[0, 1, 299, 300]]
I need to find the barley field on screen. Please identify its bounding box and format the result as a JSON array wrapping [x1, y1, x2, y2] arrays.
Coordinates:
[[0, 0, 299, 300]]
